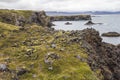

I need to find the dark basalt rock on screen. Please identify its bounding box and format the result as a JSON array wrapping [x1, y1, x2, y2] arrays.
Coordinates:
[[85, 21, 95, 25], [65, 22, 72, 25], [114, 70, 120, 80], [79, 28, 120, 80], [102, 32, 120, 37], [85, 20, 103, 25], [68, 28, 120, 80], [51, 23, 56, 26], [17, 68, 28, 76], [50, 15, 91, 21], [117, 44, 120, 48]]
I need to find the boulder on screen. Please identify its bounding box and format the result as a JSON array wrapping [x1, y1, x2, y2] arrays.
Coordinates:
[[60, 48, 64, 51], [0, 63, 8, 72], [17, 68, 28, 76], [44, 52, 60, 70], [51, 44, 56, 48], [25, 48, 34, 56]]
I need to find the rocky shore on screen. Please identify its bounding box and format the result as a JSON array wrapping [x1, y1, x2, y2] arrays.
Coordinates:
[[49, 15, 91, 21], [71, 28, 120, 80], [0, 10, 119, 80]]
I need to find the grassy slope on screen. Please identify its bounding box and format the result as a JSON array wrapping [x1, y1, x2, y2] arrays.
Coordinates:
[[0, 22, 99, 80], [0, 9, 33, 18], [0, 10, 33, 25]]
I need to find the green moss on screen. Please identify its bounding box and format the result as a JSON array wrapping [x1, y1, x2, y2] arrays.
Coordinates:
[[0, 22, 100, 80], [0, 22, 18, 30], [0, 9, 32, 18], [0, 9, 33, 25]]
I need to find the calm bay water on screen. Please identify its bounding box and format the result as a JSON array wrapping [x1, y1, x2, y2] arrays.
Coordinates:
[[52, 15, 120, 45]]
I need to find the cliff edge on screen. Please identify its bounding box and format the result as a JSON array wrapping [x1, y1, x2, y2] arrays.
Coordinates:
[[0, 9, 52, 27]]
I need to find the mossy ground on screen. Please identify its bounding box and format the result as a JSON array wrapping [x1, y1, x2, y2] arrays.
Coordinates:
[[0, 22, 99, 80], [0, 9, 33, 25], [0, 9, 33, 18]]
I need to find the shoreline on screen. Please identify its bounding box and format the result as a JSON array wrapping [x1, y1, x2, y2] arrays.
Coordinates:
[[0, 9, 119, 80]]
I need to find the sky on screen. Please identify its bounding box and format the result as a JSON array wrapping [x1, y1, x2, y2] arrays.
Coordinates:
[[0, 0, 120, 12]]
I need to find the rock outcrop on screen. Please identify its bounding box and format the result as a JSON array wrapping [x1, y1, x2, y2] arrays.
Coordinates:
[[85, 20, 95, 25], [65, 22, 72, 25], [0, 10, 119, 80], [85, 20, 103, 25], [80, 28, 120, 80], [50, 15, 91, 21], [102, 32, 120, 37], [68, 28, 120, 80], [0, 9, 52, 27]]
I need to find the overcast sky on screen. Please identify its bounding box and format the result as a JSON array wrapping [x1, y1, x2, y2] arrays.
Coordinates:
[[0, 0, 120, 11]]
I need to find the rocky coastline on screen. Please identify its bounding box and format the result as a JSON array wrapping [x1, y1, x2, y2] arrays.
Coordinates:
[[0, 10, 119, 80], [76, 28, 120, 80], [0, 9, 52, 27], [49, 15, 91, 21]]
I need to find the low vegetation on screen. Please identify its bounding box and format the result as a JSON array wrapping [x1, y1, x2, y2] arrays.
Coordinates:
[[0, 22, 99, 80]]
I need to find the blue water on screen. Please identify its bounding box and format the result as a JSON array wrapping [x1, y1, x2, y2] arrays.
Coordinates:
[[52, 15, 120, 45]]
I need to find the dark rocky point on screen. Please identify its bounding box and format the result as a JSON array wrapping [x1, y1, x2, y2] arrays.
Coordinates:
[[102, 32, 120, 37], [65, 22, 72, 25], [66, 28, 120, 80], [80, 28, 120, 80], [50, 15, 91, 21], [85, 20, 95, 25], [85, 20, 103, 25]]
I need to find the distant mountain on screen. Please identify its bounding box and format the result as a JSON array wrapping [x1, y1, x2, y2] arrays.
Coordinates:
[[90, 11, 120, 15], [46, 11, 120, 16]]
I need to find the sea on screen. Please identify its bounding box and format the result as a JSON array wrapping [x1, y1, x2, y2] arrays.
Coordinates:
[[47, 13, 120, 45]]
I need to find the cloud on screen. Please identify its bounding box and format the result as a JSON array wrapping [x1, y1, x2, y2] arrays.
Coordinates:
[[0, 0, 120, 11], [0, 0, 18, 3]]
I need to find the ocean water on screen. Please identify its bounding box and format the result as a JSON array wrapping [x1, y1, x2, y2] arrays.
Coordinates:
[[52, 15, 120, 45]]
